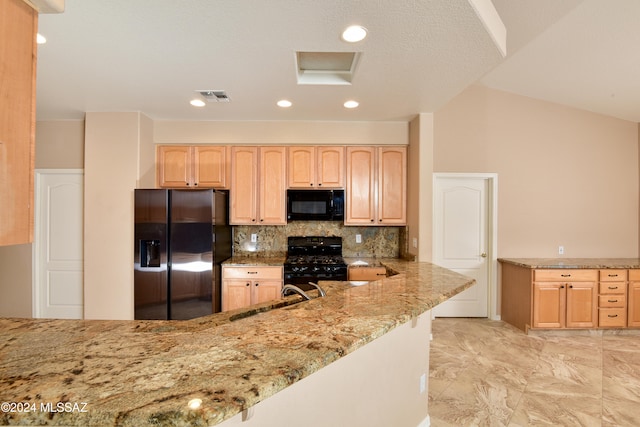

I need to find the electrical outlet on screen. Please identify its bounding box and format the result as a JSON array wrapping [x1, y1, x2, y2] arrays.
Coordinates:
[[419, 373, 426, 394], [558, 245, 564, 255], [251, 233, 257, 243], [356, 234, 362, 244]]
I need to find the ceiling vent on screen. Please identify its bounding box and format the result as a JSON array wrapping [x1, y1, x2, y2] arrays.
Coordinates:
[[295, 52, 361, 85], [197, 90, 231, 103]]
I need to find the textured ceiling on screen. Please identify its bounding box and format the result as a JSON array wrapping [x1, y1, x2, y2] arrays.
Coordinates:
[[35, 0, 640, 123]]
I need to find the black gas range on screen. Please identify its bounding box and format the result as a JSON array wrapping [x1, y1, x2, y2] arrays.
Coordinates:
[[283, 236, 347, 289]]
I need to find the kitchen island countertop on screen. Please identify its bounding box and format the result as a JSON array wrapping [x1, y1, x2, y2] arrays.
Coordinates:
[[0, 258, 474, 426]]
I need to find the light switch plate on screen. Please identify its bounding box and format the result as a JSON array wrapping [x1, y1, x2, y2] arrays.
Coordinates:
[[251, 234, 257, 243]]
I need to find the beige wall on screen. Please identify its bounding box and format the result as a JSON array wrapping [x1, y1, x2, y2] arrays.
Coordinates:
[[84, 112, 149, 320], [35, 121, 85, 169], [407, 114, 434, 262], [154, 120, 408, 146], [434, 85, 639, 258]]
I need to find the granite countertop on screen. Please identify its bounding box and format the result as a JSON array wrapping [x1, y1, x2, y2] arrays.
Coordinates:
[[222, 256, 286, 266], [0, 259, 474, 426], [498, 258, 640, 269]]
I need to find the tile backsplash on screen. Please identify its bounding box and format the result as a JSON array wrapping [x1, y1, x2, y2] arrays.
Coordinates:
[[233, 222, 406, 258]]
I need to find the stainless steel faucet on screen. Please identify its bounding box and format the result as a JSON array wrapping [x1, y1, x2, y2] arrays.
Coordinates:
[[281, 284, 312, 300], [307, 282, 326, 297]]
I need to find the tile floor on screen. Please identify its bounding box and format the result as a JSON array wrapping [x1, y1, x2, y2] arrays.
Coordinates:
[[428, 318, 640, 426]]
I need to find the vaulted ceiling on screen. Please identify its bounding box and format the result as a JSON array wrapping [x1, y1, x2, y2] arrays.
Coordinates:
[[35, 0, 640, 123]]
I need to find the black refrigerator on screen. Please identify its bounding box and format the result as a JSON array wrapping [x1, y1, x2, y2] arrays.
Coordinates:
[[134, 189, 231, 320]]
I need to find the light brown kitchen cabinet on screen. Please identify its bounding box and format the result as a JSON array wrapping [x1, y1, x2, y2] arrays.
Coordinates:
[[628, 269, 640, 327], [0, 0, 37, 246], [157, 145, 228, 188], [532, 269, 598, 329], [348, 266, 387, 281], [222, 266, 283, 312], [345, 146, 406, 225], [288, 146, 344, 188], [377, 147, 407, 224], [230, 146, 286, 225], [598, 269, 627, 328]]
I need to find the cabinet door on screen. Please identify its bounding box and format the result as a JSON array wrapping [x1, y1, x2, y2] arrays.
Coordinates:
[[288, 147, 315, 188], [230, 146, 258, 224], [345, 147, 376, 225], [566, 282, 597, 328], [194, 146, 227, 188], [157, 146, 191, 188], [377, 146, 406, 225], [253, 280, 282, 305], [0, 0, 37, 245], [222, 280, 252, 312], [317, 146, 344, 188], [259, 146, 287, 225], [533, 282, 565, 328], [629, 280, 640, 327]]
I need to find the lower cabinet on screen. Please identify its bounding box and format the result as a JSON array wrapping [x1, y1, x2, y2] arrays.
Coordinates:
[[532, 269, 598, 329], [598, 269, 627, 328], [628, 270, 640, 327], [221, 266, 283, 312]]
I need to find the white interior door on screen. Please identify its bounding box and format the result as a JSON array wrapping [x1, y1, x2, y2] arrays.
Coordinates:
[[34, 170, 84, 319], [432, 174, 496, 318]]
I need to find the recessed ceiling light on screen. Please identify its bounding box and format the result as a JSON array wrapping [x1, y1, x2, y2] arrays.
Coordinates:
[[190, 99, 206, 107], [277, 100, 292, 108], [36, 33, 46, 44], [341, 25, 367, 43], [344, 100, 359, 109]]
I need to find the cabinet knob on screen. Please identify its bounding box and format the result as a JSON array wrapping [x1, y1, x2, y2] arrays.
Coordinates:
[[318, 183, 322, 186], [255, 283, 259, 287], [245, 283, 250, 287], [481, 253, 487, 258], [370, 219, 374, 222], [194, 183, 198, 186], [561, 285, 565, 288]]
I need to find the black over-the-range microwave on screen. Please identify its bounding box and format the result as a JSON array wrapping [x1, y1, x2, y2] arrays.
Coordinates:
[[286, 189, 344, 221]]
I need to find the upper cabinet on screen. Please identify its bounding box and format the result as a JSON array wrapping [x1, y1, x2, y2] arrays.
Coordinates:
[[377, 147, 407, 225], [157, 145, 228, 189], [345, 146, 406, 226], [0, 0, 37, 246], [288, 146, 344, 188], [230, 146, 286, 225]]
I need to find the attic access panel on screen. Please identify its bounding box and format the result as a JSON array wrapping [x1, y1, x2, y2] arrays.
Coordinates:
[[295, 51, 361, 85]]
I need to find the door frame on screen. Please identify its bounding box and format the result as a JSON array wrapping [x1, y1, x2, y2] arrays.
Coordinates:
[[32, 168, 84, 318], [433, 172, 499, 320]]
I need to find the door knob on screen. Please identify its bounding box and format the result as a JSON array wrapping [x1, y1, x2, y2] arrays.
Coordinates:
[[481, 252, 487, 258]]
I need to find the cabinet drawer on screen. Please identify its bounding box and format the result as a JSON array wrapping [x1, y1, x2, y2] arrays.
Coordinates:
[[222, 266, 283, 280], [599, 269, 628, 281], [534, 269, 597, 282], [348, 266, 387, 281], [629, 269, 640, 281], [599, 282, 626, 294], [599, 308, 627, 327], [598, 295, 626, 308]]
